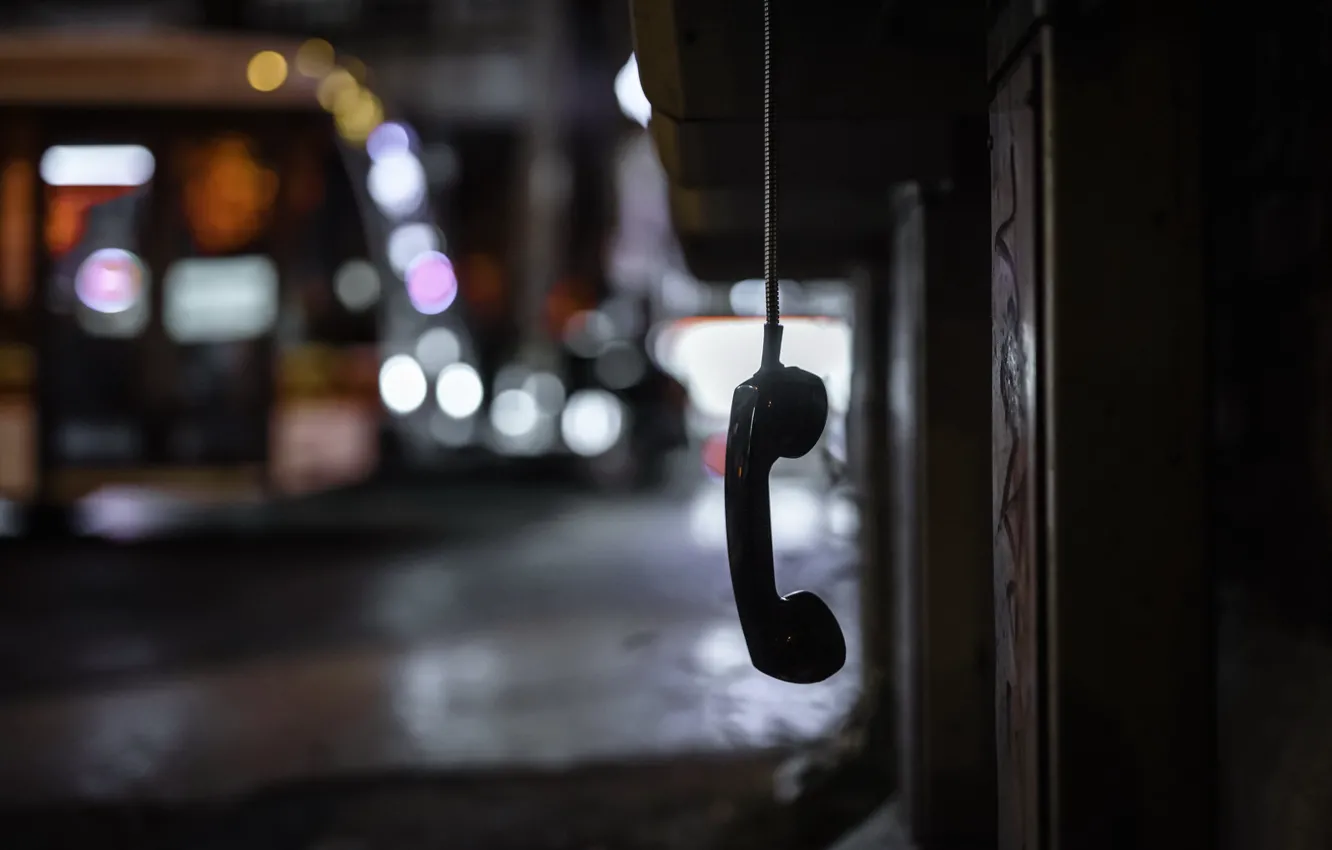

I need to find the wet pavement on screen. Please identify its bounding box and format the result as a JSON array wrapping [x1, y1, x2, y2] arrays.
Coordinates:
[[0, 476, 862, 805]]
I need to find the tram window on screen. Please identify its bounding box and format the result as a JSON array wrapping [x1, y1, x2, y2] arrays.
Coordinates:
[[163, 255, 279, 344], [163, 132, 281, 344], [40, 144, 154, 339], [288, 129, 377, 342]]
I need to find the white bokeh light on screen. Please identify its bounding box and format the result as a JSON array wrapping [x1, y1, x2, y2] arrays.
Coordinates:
[[490, 388, 540, 439], [379, 355, 428, 415], [333, 259, 380, 311], [494, 363, 532, 394], [435, 362, 484, 420], [563, 309, 616, 358], [387, 223, 442, 276], [366, 121, 412, 162], [523, 372, 567, 413], [827, 493, 860, 538], [415, 327, 462, 373], [728, 279, 803, 317], [560, 389, 624, 458], [655, 318, 851, 419], [367, 151, 427, 219], [614, 54, 651, 128], [694, 624, 751, 676]]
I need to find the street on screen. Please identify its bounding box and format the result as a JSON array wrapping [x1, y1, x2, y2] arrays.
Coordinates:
[[0, 476, 862, 805]]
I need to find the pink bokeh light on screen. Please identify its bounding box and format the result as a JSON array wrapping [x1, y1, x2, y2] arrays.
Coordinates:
[[405, 250, 458, 315], [75, 248, 144, 314]]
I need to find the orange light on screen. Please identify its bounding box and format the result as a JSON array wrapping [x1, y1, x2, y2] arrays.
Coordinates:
[[181, 136, 278, 255], [43, 185, 138, 257], [1, 159, 33, 309]]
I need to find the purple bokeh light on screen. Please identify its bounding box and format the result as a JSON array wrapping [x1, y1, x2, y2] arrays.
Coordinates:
[[75, 248, 144, 314], [405, 251, 458, 315], [366, 122, 413, 162]]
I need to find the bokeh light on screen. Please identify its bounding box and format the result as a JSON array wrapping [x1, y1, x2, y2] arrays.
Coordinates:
[[295, 39, 334, 78], [343, 57, 368, 82], [336, 90, 384, 145], [490, 389, 540, 439], [436, 363, 485, 420], [367, 122, 413, 162], [333, 259, 380, 311], [415, 327, 462, 372], [405, 251, 458, 316], [561, 390, 625, 458], [379, 355, 428, 415], [367, 151, 426, 218], [387, 223, 441, 276], [75, 248, 145, 315], [317, 69, 357, 111], [614, 54, 651, 127], [246, 51, 288, 93]]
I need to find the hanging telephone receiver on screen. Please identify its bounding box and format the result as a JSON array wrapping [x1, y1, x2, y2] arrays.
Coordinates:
[[723, 0, 844, 684], [724, 323, 846, 684]]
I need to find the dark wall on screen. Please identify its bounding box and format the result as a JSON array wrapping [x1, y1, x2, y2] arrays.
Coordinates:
[[1207, 2, 1332, 847]]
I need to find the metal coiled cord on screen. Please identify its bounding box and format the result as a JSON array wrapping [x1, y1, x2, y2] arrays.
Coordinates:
[[763, 0, 779, 327]]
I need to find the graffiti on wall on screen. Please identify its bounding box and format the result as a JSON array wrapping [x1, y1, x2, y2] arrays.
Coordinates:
[[991, 52, 1041, 850]]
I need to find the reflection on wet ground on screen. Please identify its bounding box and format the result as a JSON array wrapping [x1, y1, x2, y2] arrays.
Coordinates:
[[0, 477, 861, 805]]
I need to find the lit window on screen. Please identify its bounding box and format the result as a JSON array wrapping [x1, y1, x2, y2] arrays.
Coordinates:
[[40, 145, 155, 188], [163, 256, 279, 343]]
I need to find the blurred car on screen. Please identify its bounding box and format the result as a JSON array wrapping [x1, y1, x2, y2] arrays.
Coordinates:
[[379, 292, 687, 492]]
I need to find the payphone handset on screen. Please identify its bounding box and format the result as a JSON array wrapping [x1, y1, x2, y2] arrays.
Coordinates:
[[722, 0, 846, 685]]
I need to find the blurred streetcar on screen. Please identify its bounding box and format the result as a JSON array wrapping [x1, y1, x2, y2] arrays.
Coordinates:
[[0, 30, 465, 533]]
